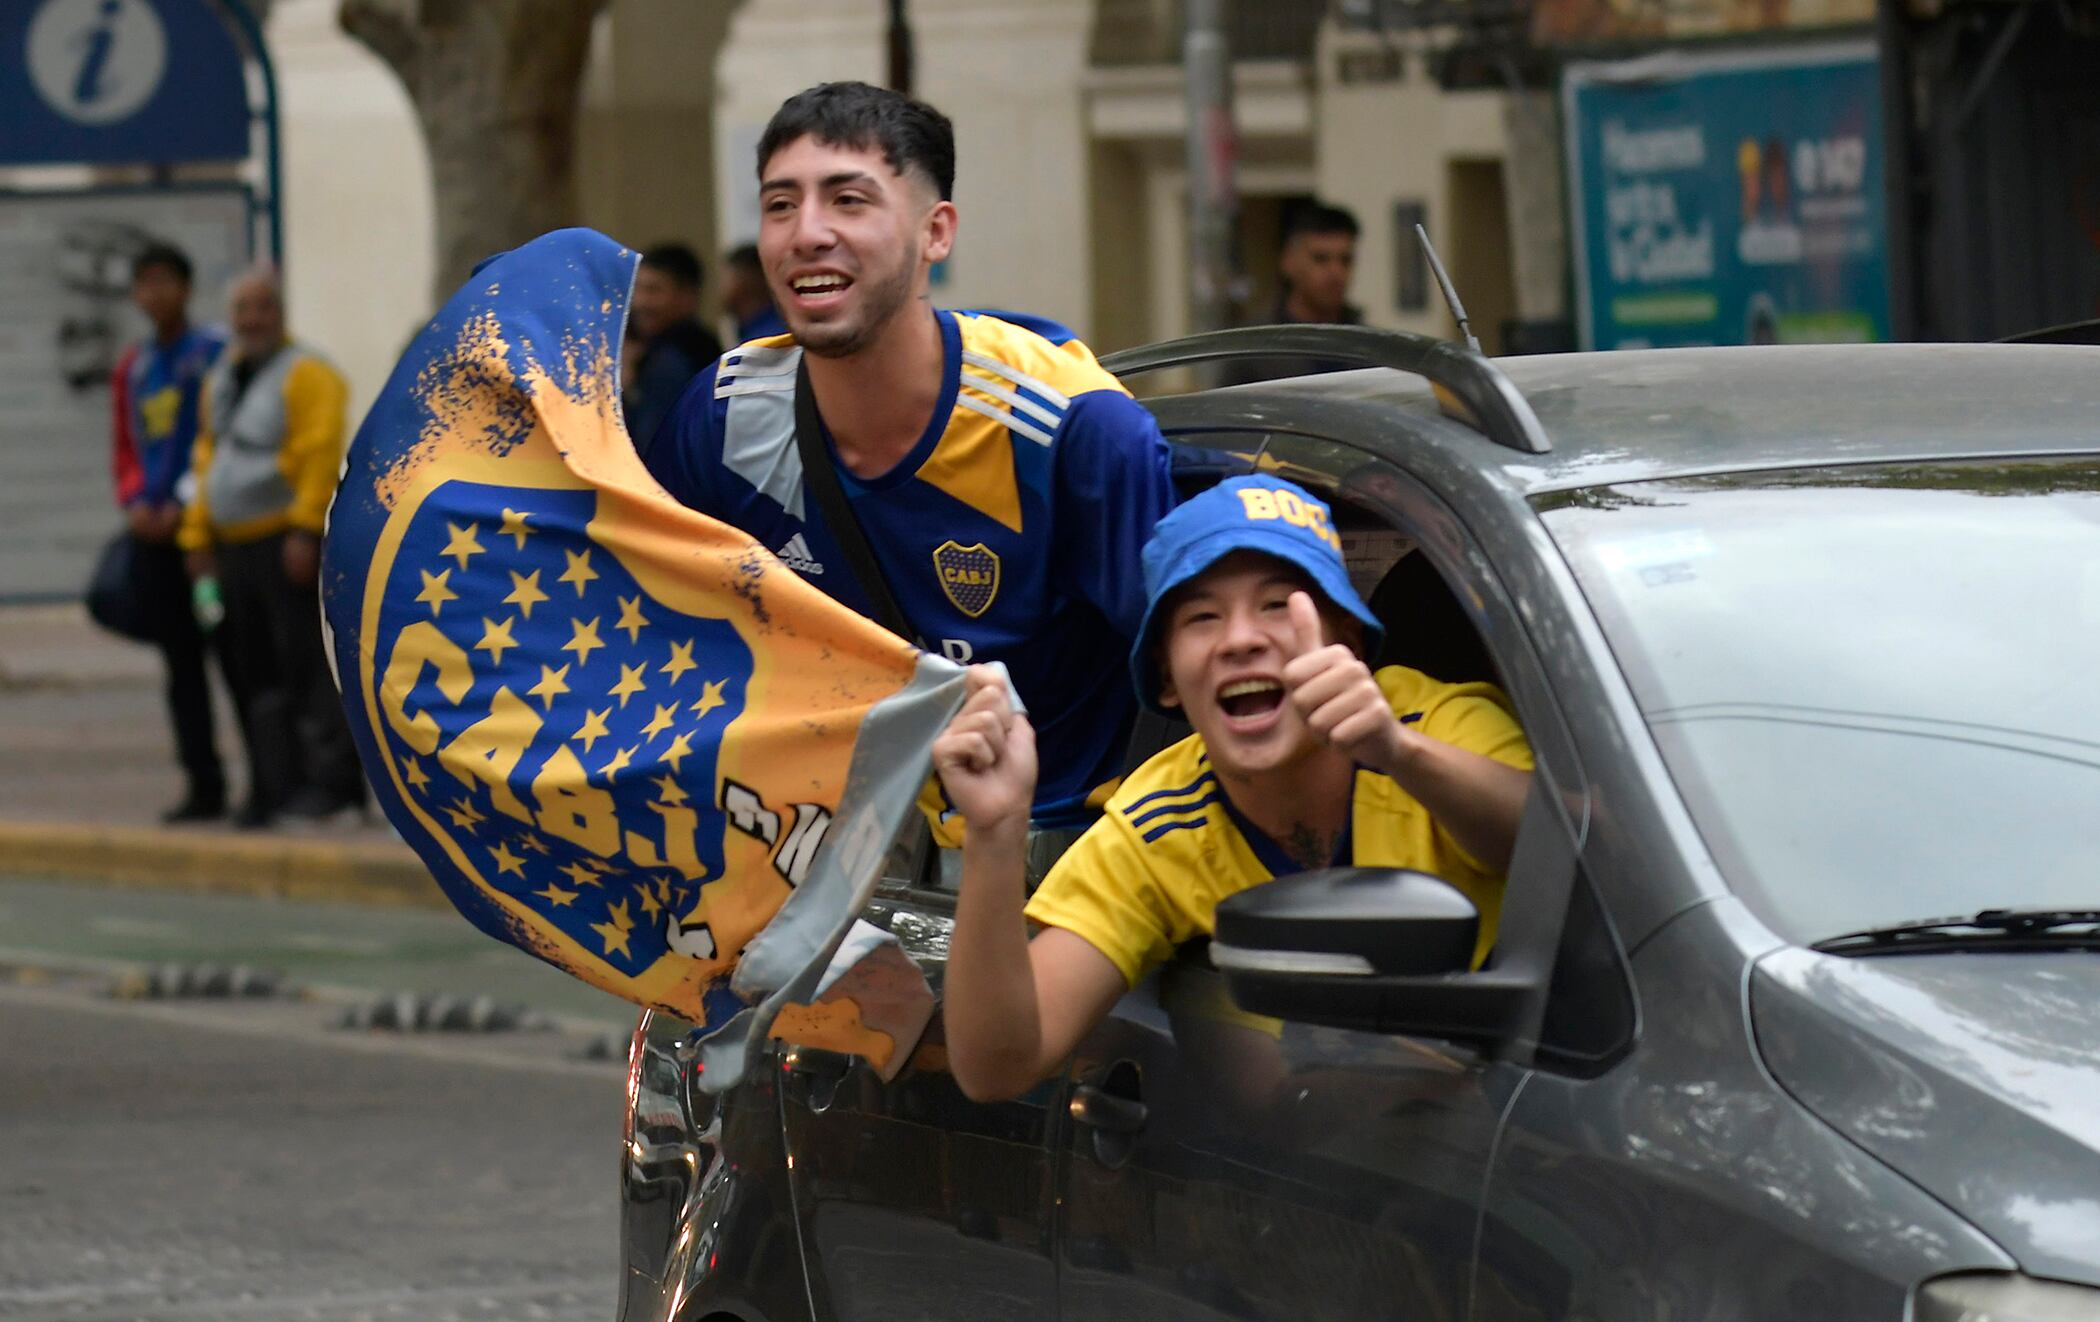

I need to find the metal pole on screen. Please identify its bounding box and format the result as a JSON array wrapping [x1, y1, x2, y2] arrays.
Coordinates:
[[887, 0, 914, 96], [216, 0, 283, 268], [1874, 0, 1919, 340], [1184, 0, 1238, 348]]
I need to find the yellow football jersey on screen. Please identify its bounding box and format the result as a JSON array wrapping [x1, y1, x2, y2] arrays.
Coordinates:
[[1024, 665, 1535, 988]]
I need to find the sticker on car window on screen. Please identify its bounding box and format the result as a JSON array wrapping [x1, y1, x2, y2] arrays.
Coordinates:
[[1595, 530, 1714, 587]]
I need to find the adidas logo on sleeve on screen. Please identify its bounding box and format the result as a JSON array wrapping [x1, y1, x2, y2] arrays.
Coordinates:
[[776, 532, 824, 575]]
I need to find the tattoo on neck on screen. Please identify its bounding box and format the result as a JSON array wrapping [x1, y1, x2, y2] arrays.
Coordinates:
[[1283, 823, 1333, 872]]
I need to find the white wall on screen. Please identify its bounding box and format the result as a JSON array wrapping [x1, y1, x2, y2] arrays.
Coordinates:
[[577, 0, 735, 317], [267, 0, 435, 427], [715, 0, 1096, 336], [1313, 25, 1509, 341]]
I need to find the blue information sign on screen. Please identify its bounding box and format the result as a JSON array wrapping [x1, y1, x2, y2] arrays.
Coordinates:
[[1564, 42, 1891, 350], [0, 0, 250, 165]]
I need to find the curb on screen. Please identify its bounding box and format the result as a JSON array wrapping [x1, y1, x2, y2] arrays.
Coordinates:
[[0, 820, 446, 910]]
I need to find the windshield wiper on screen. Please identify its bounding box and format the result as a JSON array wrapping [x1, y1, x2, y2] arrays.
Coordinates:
[[1812, 908, 2100, 956]]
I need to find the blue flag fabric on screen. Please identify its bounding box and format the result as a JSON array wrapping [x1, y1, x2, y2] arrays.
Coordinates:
[[322, 229, 965, 1089]]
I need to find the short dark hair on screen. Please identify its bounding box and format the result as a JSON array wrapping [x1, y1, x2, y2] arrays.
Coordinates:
[[1283, 202, 1360, 245], [725, 243, 763, 279], [132, 242, 193, 284], [640, 243, 704, 291], [757, 81, 956, 201]]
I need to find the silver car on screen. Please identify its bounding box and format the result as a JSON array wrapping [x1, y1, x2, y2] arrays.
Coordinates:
[[619, 330, 2100, 1322]]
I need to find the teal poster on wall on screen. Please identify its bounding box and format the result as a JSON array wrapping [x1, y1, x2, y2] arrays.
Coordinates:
[[1564, 42, 1890, 350]]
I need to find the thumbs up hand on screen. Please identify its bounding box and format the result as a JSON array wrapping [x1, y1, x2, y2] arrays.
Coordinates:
[[1280, 591, 1405, 774]]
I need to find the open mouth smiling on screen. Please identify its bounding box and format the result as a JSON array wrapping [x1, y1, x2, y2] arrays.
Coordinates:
[[789, 272, 853, 303], [1216, 678, 1285, 724]]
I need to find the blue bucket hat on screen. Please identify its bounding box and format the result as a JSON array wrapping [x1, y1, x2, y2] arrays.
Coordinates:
[[1129, 476, 1384, 714]]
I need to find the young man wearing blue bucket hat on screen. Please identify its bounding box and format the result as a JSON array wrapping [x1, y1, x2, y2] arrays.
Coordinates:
[[933, 476, 1535, 1102]]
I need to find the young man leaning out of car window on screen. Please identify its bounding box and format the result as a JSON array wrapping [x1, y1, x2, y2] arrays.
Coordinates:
[[934, 476, 1536, 1102]]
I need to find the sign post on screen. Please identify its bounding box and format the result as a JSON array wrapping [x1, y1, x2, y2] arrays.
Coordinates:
[[0, 0, 278, 600]]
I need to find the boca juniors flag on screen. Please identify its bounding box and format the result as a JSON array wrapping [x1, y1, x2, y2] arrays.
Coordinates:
[[322, 229, 964, 1089]]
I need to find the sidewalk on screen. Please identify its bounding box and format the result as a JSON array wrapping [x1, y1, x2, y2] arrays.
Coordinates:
[[0, 602, 440, 908]]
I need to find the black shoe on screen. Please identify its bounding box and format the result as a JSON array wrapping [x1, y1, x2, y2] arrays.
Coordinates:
[[280, 785, 354, 820], [161, 790, 226, 824], [233, 800, 275, 830]]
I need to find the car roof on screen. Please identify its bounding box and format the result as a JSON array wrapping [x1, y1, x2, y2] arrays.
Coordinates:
[[1250, 343, 2100, 496]]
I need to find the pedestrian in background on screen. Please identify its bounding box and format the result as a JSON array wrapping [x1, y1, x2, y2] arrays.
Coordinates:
[[109, 243, 229, 823], [623, 243, 724, 450], [178, 268, 362, 828], [721, 242, 786, 343], [1224, 201, 1364, 385]]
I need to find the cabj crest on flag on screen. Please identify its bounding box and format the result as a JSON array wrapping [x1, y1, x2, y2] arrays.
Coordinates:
[[322, 228, 963, 1090]]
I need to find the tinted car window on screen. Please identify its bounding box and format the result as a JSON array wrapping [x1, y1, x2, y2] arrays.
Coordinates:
[[1540, 458, 2100, 945]]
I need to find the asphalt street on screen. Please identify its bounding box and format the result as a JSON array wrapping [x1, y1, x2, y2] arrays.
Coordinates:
[[0, 876, 639, 1321]]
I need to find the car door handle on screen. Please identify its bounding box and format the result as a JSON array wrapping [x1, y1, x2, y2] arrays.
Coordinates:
[[1068, 1084, 1147, 1134]]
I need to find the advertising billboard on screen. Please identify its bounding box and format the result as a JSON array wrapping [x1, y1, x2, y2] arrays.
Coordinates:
[[1564, 42, 1890, 350]]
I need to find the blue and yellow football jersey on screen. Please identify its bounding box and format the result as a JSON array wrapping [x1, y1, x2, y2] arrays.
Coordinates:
[[1024, 666, 1537, 987], [643, 309, 1177, 827]]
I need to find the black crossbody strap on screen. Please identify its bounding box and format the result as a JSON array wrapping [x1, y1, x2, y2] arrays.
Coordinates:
[[791, 356, 922, 647]]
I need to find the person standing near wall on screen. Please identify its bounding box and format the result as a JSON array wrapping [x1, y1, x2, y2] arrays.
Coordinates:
[[1223, 202, 1364, 385], [178, 269, 362, 828], [624, 244, 726, 451], [720, 242, 787, 343], [109, 243, 229, 822]]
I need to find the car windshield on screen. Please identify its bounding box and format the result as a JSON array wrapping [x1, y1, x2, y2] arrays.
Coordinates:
[[1540, 457, 2100, 946]]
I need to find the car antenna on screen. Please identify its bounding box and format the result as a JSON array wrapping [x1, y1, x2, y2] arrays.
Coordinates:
[[1415, 223, 1482, 354]]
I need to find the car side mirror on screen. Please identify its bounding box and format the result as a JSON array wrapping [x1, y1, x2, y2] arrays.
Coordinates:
[[1211, 867, 1533, 1048]]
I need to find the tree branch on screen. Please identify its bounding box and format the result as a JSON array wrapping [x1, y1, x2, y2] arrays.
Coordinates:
[[338, 0, 420, 81]]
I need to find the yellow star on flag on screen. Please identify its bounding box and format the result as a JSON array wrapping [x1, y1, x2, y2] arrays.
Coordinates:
[[436, 522, 480, 574], [528, 663, 572, 709], [573, 706, 611, 752], [608, 663, 647, 707], [416, 568, 458, 617], [635, 884, 662, 919], [474, 615, 519, 667], [563, 616, 605, 666], [518, 834, 550, 855], [505, 569, 549, 619], [559, 861, 604, 889], [499, 507, 535, 550], [661, 639, 698, 684], [615, 594, 650, 643], [488, 841, 527, 877], [661, 730, 695, 773], [690, 678, 728, 720], [639, 703, 677, 739], [536, 883, 580, 908], [591, 916, 633, 958], [650, 773, 689, 806], [599, 744, 638, 779], [558, 548, 599, 596], [443, 798, 484, 830], [402, 758, 430, 791], [441, 521, 485, 571], [607, 898, 634, 931]]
